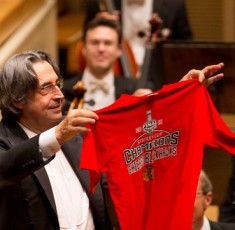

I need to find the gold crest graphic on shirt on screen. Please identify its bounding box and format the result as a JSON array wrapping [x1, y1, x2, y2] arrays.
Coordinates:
[[143, 166, 154, 182]]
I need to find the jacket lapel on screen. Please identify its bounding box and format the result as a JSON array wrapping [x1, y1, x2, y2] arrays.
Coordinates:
[[34, 168, 57, 214]]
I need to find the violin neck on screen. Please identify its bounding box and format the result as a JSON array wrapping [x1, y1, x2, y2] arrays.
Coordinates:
[[137, 46, 152, 88]]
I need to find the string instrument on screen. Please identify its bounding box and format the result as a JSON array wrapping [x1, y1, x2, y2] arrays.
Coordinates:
[[68, 81, 86, 111], [68, 80, 95, 111], [137, 15, 162, 88]]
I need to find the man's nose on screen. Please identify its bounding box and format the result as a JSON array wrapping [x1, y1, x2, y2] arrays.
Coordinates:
[[53, 86, 64, 98], [97, 42, 106, 51]]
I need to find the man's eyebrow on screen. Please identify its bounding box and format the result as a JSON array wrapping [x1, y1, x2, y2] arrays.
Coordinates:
[[39, 79, 59, 87], [39, 81, 52, 87]]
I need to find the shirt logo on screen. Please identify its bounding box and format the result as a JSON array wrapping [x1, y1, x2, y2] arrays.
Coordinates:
[[143, 110, 157, 134], [123, 109, 180, 176], [143, 166, 154, 182]]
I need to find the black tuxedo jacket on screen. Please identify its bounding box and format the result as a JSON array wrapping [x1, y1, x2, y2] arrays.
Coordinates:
[[0, 118, 109, 230], [210, 220, 235, 230], [85, 0, 193, 40], [219, 156, 235, 223]]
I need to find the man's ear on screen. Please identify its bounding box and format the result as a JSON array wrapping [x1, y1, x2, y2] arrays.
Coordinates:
[[204, 191, 213, 209], [13, 102, 23, 110]]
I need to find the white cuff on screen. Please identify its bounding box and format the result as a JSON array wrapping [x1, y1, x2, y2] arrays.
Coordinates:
[[39, 127, 60, 158]]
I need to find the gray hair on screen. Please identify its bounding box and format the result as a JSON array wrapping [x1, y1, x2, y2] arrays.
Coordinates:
[[199, 169, 213, 194], [0, 50, 60, 119]]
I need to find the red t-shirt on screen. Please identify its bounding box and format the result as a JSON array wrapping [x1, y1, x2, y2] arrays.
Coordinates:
[[81, 80, 235, 230]]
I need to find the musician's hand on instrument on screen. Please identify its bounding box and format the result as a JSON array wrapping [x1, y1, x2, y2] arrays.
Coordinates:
[[133, 88, 152, 96], [96, 11, 120, 21], [180, 62, 224, 88], [55, 109, 98, 145]]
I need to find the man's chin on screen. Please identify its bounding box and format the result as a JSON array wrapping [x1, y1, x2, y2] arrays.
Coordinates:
[[94, 64, 110, 72], [49, 112, 62, 122]]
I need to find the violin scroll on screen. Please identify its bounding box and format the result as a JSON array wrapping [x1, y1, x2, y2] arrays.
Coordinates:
[[68, 81, 87, 111]]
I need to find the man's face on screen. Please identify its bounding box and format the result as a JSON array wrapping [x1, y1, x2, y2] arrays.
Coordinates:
[[18, 61, 64, 133], [82, 26, 121, 77], [192, 180, 212, 227]]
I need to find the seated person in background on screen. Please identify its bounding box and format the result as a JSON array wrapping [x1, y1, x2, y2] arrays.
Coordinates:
[[219, 156, 235, 223], [193, 169, 235, 230], [63, 17, 224, 112]]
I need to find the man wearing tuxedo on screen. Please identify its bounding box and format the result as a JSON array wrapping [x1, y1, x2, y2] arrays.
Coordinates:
[[63, 17, 153, 112], [0, 50, 112, 230], [193, 170, 235, 230]]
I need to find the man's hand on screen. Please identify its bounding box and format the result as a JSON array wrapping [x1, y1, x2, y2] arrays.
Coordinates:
[[180, 62, 224, 87], [55, 109, 99, 145]]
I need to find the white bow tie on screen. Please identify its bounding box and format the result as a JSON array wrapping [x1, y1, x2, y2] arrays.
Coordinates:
[[89, 79, 110, 94]]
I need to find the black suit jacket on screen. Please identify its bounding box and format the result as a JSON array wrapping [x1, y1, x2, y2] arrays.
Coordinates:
[[0, 118, 109, 230], [219, 156, 235, 223], [210, 220, 235, 230], [85, 0, 193, 40]]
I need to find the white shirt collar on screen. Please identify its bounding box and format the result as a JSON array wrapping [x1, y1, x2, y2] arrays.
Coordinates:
[[18, 122, 37, 138]]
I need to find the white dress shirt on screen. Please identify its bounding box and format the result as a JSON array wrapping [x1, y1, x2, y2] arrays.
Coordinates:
[[82, 68, 115, 110], [19, 124, 94, 230], [122, 0, 153, 67], [201, 216, 211, 230]]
